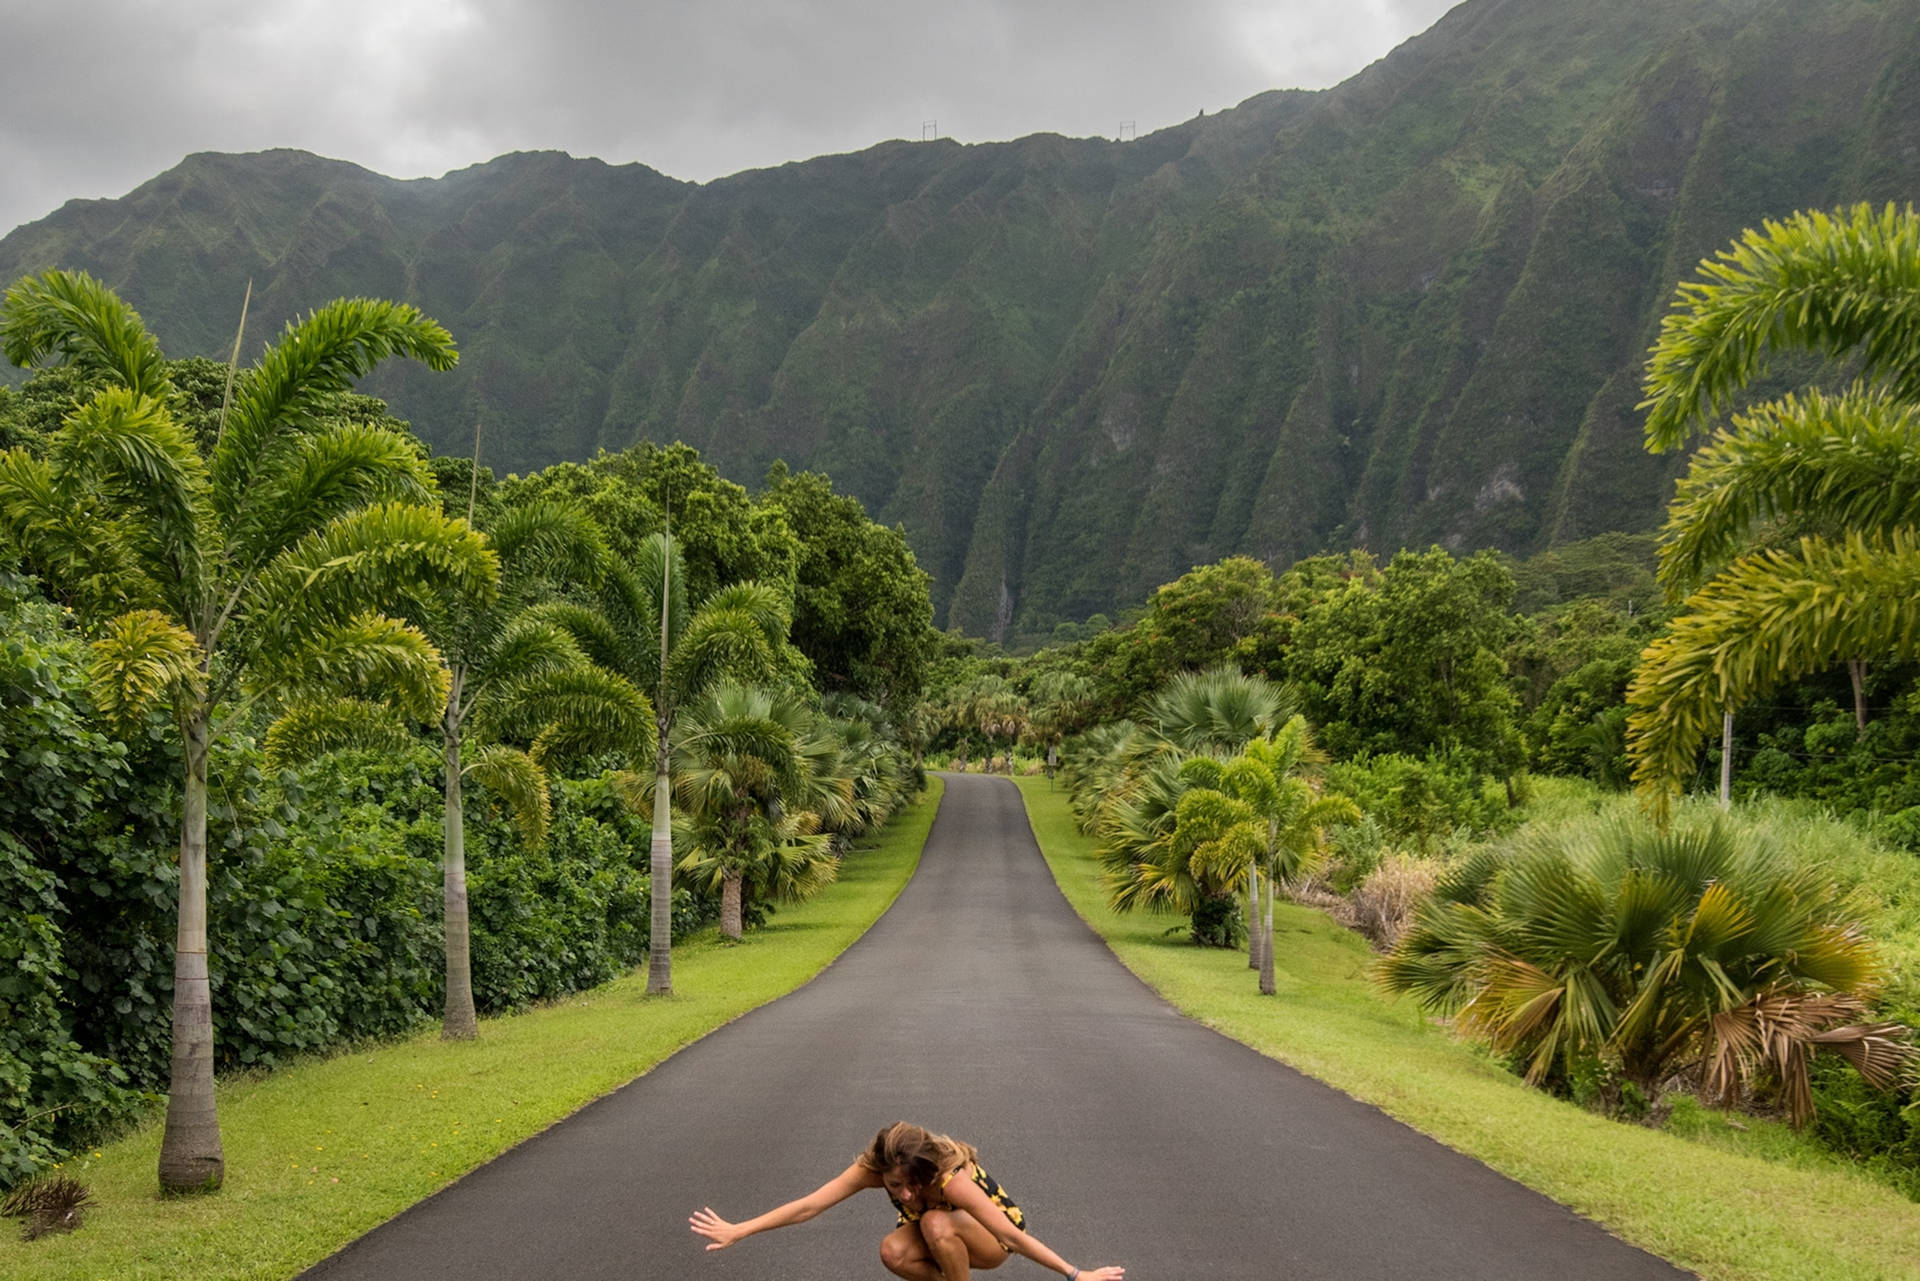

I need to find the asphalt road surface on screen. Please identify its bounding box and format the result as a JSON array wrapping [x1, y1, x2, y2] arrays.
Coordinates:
[[302, 773, 1690, 1281]]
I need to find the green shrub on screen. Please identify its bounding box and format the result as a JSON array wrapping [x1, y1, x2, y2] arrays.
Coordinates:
[[0, 582, 146, 1187], [1324, 753, 1510, 849]]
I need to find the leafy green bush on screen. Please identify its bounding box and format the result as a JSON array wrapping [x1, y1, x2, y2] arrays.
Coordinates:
[[0, 583, 146, 1187], [1323, 753, 1510, 849]]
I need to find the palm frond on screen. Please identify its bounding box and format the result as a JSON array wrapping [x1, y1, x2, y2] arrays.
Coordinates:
[[263, 697, 413, 770], [1657, 388, 1920, 594], [487, 499, 608, 589], [485, 616, 588, 687], [254, 610, 449, 721], [1642, 203, 1920, 451], [487, 664, 654, 762], [87, 609, 203, 728], [213, 298, 457, 515], [519, 601, 628, 674], [249, 501, 497, 651], [47, 387, 209, 608], [465, 743, 552, 848], [227, 421, 436, 569], [665, 605, 781, 698], [1, 269, 170, 397], [1628, 531, 1920, 813], [0, 448, 162, 614]]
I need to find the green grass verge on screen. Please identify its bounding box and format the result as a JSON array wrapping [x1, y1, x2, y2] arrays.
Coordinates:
[[0, 778, 941, 1281], [1014, 777, 1920, 1281]]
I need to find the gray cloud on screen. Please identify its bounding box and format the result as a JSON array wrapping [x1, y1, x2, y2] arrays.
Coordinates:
[[0, 0, 1457, 235]]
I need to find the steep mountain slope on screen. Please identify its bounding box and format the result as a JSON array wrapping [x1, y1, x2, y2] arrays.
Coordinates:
[[4, 0, 1914, 638]]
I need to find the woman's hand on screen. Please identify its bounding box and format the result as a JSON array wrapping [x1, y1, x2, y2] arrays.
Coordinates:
[[1076, 1268, 1126, 1280], [689, 1206, 743, 1251]]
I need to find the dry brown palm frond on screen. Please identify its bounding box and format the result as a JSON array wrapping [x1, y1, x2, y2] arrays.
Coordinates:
[[0, 1174, 95, 1240], [1706, 989, 1915, 1127]]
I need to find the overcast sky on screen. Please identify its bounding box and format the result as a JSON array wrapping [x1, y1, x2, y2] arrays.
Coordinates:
[[0, 0, 1458, 237]]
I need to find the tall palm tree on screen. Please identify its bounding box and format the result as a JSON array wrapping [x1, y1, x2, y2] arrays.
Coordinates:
[[269, 498, 652, 1039], [1630, 204, 1920, 811], [0, 270, 493, 1191], [539, 533, 788, 992], [1178, 720, 1358, 994]]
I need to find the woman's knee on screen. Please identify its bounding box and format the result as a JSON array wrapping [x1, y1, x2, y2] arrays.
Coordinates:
[[919, 1209, 961, 1246], [879, 1231, 919, 1271]]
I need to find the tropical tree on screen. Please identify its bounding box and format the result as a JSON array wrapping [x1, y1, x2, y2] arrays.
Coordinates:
[[268, 498, 652, 1039], [1147, 665, 1294, 961], [0, 270, 493, 1191], [1176, 721, 1358, 994], [1629, 204, 1920, 810], [1147, 665, 1292, 754], [1379, 815, 1913, 1122], [539, 532, 790, 992], [669, 682, 839, 939]]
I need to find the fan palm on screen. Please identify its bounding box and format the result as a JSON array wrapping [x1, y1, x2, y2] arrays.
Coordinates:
[[1630, 203, 1920, 811], [1177, 721, 1359, 994], [1147, 665, 1293, 754], [1148, 665, 1296, 960], [1379, 815, 1913, 1121], [669, 682, 838, 939], [537, 533, 789, 990], [0, 270, 493, 1191]]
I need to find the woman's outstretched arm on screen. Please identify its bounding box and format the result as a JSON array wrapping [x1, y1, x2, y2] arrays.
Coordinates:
[[690, 1161, 879, 1252], [941, 1170, 1125, 1280]]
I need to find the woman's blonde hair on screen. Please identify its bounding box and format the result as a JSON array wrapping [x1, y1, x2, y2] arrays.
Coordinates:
[[856, 1121, 977, 1187]]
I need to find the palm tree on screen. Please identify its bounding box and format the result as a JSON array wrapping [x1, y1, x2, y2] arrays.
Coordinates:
[[669, 682, 838, 939], [538, 533, 789, 992], [0, 270, 492, 1191], [1148, 665, 1295, 961], [1630, 204, 1920, 811], [1379, 815, 1914, 1122], [1148, 665, 1293, 754], [1177, 720, 1359, 994], [268, 498, 653, 1039]]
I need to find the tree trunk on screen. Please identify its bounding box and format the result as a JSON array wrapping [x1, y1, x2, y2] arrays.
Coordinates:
[[1719, 711, 1733, 811], [1259, 870, 1277, 997], [647, 718, 674, 995], [720, 870, 744, 941], [441, 688, 478, 1041], [158, 706, 224, 1193], [1247, 868, 1261, 970], [1849, 659, 1868, 738]]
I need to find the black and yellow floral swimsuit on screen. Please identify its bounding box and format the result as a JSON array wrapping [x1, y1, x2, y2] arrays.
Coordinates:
[[889, 1163, 1026, 1235]]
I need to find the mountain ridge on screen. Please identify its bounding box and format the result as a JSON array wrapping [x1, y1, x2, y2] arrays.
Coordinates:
[[4, 0, 1915, 639]]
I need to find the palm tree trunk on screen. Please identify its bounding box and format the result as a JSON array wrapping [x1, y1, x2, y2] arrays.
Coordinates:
[[720, 870, 744, 941], [441, 687, 478, 1041], [1247, 868, 1261, 969], [647, 717, 674, 995], [1259, 870, 1277, 997], [1849, 659, 1868, 737], [158, 705, 224, 1193]]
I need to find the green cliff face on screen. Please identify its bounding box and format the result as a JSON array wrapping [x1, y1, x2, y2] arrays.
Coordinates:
[[5, 0, 1913, 639]]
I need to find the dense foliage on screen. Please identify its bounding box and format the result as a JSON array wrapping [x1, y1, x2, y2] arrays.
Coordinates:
[[0, 287, 933, 1190]]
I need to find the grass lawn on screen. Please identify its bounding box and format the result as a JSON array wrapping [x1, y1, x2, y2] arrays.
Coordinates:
[[0, 778, 941, 1281], [1015, 776, 1920, 1281]]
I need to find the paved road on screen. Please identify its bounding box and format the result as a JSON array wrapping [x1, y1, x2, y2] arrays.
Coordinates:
[[302, 773, 1689, 1280]]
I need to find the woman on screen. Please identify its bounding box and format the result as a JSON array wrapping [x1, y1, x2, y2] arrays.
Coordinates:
[[690, 1121, 1125, 1280]]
